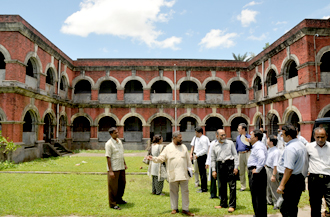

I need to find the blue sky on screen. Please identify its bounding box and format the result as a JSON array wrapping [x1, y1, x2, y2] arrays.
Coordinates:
[[1, 0, 330, 60]]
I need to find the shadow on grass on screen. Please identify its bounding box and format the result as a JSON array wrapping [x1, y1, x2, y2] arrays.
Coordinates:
[[120, 202, 135, 209]]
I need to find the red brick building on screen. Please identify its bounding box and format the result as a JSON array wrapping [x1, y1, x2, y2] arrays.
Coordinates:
[[1, 15, 330, 162]]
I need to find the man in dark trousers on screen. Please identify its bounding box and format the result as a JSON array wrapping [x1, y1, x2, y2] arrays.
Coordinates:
[[211, 129, 238, 213], [276, 124, 307, 217], [247, 129, 268, 217], [190, 127, 209, 193]]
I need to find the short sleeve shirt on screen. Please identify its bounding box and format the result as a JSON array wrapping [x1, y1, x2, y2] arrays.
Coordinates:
[[105, 137, 125, 171]]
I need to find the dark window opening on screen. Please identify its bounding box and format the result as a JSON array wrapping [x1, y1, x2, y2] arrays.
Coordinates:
[[320, 52, 330, 72], [60, 77, 66, 91], [150, 117, 172, 142], [206, 81, 222, 94], [0, 52, 5, 69], [180, 117, 197, 132], [23, 112, 33, 132], [268, 114, 279, 136], [253, 76, 262, 91], [205, 117, 223, 131], [59, 116, 66, 132], [230, 117, 248, 132], [124, 117, 142, 131], [255, 116, 263, 130], [180, 81, 198, 93], [287, 61, 298, 79], [151, 81, 172, 93], [46, 68, 54, 85], [26, 59, 36, 78], [325, 110, 330, 118], [74, 80, 91, 94], [99, 81, 117, 94], [73, 117, 90, 132], [230, 81, 246, 94], [288, 112, 300, 132], [266, 70, 277, 86], [98, 117, 116, 131], [125, 80, 143, 93]]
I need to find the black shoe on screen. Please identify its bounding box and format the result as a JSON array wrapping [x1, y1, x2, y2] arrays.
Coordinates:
[[209, 197, 217, 199], [117, 200, 127, 204]]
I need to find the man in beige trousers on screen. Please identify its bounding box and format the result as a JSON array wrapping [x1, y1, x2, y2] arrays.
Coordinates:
[[147, 131, 195, 216]]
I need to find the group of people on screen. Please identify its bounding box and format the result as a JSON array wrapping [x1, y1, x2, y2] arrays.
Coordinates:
[[104, 123, 330, 217]]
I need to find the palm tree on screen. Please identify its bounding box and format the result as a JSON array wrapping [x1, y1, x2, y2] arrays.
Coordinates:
[[232, 52, 253, 62]]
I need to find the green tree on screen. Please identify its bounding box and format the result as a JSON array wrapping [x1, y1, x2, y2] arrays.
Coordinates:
[[232, 52, 253, 62], [263, 42, 270, 50]]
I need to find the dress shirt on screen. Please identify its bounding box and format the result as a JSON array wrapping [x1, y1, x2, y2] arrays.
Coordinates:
[[277, 138, 307, 176], [298, 135, 308, 146], [105, 137, 125, 171], [265, 146, 280, 169], [247, 140, 267, 173], [262, 133, 267, 146], [206, 139, 217, 166], [306, 141, 330, 176], [191, 135, 209, 157], [211, 139, 239, 172], [151, 142, 193, 182], [236, 134, 251, 152]]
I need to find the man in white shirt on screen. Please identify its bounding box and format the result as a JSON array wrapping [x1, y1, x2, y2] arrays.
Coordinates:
[[306, 127, 330, 217], [206, 133, 218, 199], [265, 135, 281, 210], [190, 127, 209, 193], [105, 127, 127, 210], [190, 137, 200, 188]]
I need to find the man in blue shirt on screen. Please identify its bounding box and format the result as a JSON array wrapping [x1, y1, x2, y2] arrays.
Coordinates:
[[235, 123, 251, 191], [247, 129, 268, 217], [276, 124, 307, 217]]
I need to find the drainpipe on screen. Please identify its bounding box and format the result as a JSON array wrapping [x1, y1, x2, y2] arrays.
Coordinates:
[[262, 61, 266, 129], [174, 64, 177, 131], [314, 34, 319, 100], [56, 60, 61, 141]]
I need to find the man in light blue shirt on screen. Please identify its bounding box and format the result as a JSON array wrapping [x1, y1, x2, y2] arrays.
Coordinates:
[[276, 124, 307, 217], [247, 129, 268, 217]]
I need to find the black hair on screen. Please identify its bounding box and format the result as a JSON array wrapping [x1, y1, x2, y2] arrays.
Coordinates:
[[252, 129, 263, 141], [195, 126, 203, 134], [239, 123, 247, 131], [152, 134, 162, 143], [282, 124, 297, 139], [108, 127, 117, 134], [269, 134, 278, 146]]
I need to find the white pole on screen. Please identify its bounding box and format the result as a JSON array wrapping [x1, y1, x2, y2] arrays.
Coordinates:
[[174, 64, 177, 131], [56, 60, 61, 140]]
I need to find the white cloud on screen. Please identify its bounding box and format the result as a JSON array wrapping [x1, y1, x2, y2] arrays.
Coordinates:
[[323, 16, 330, 19], [237, 9, 258, 27], [185, 29, 196, 37], [61, 0, 181, 50], [273, 28, 278, 31], [198, 29, 238, 49], [276, 21, 287, 25], [247, 33, 267, 41], [243, 1, 262, 8], [180, 10, 187, 15], [100, 47, 109, 53]]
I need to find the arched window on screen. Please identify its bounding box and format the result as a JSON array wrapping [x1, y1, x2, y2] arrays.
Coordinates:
[[125, 80, 143, 93], [325, 110, 330, 118], [151, 81, 171, 93], [60, 76, 66, 91], [320, 51, 330, 72], [74, 80, 91, 94], [98, 116, 116, 132], [150, 117, 172, 142], [267, 114, 279, 136], [255, 116, 263, 130], [205, 81, 222, 94], [59, 115, 67, 141], [43, 113, 53, 143], [266, 70, 277, 86], [124, 117, 142, 131], [230, 117, 248, 142], [288, 112, 300, 132], [180, 81, 198, 93], [99, 80, 117, 94], [287, 61, 298, 79], [253, 76, 262, 91], [22, 111, 37, 145], [46, 68, 55, 85], [230, 81, 246, 94], [180, 117, 197, 132], [0, 52, 5, 69], [73, 116, 90, 132], [23, 112, 33, 132], [26, 59, 37, 78]]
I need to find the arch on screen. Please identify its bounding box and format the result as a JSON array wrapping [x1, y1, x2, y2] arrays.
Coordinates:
[[94, 113, 120, 126], [44, 63, 58, 82], [251, 71, 263, 88], [280, 54, 300, 77], [228, 113, 250, 126], [177, 76, 202, 90], [59, 111, 68, 125], [42, 108, 57, 125], [0, 44, 11, 61], [98, 116, 117, 131], [230, 81, 247, 94], [266, 109, 282, 125], [252, 111, 263, 127], [147, 76, 175, 89], [150, 80, 172, 93], [21, 104, 41, 123], [202, 77, 226, 89], [60, 75, 68, 91], [282, 106, 303, 124], [266, 69, 278, 87], [74, 79, 92, 94], [70, 113, 93, 126], [227, 76, 249, 90], [316, 45, 330, 63], [317, 103, 330, 119], [202, 113, 228, 126], [147, 113, 175, 125], [60, 71, 70, 87], [253, 76, 262, 91], [120, 112, 147, 126], [0, 107, 7, 122], [121, 76, 147, 89], [72, 75, 95, 89], [179, 80, 198, 93], [320, 51, 330, 73], [94, 76, 120, 90], [205, 80, 223, 94], [177, 113, 202, 126], [265, 64, 279, 78], [266, 112, 280, 136], [24, 52, 43, 75]]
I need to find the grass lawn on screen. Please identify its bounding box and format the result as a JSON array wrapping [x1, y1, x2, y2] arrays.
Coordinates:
[[0, 153, 310, 216]]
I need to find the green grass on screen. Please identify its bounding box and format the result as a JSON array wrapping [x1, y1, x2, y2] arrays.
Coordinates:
[[1, 156, 148, 173]]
